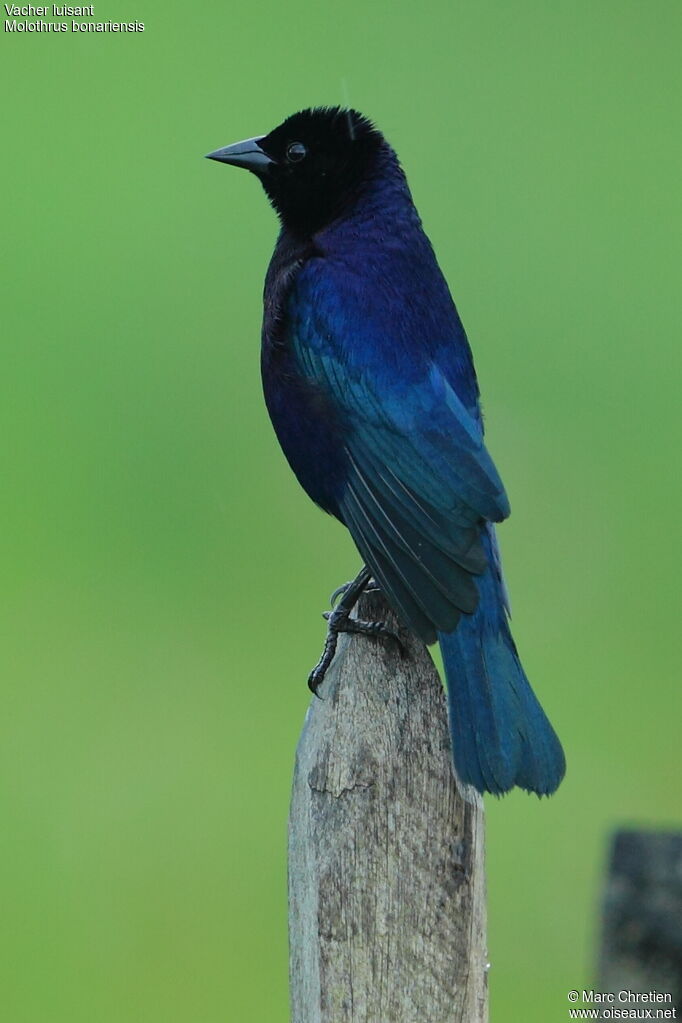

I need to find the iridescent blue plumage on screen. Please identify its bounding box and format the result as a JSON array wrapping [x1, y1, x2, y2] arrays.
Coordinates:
[[211, 107, 565, 795]]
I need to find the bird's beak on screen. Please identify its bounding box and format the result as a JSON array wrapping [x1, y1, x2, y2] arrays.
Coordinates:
[[205, 136, 274, 172]]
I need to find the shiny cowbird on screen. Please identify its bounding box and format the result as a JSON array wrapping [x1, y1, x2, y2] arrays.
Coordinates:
[[207, 107, 565, 796]]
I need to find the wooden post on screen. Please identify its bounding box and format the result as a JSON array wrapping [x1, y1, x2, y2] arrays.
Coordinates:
[[599, 830, 682, 1011], [288, 591, 488, 1023]]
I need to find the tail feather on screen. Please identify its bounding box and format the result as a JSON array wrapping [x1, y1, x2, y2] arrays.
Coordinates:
[[438, 586, 565, 797]]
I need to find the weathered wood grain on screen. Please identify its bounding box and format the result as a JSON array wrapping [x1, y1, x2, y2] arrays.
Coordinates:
[[288, 591, 488, 1023]]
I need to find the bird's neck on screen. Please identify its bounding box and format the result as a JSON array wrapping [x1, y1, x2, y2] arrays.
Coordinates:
[[274, 146, 423, 254], [319, 146, 422, 246]]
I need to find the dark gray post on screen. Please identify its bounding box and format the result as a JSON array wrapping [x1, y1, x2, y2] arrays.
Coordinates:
[[599, 830, 682, 1012]]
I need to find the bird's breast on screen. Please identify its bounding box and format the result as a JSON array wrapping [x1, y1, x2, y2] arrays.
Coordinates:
[[261, 339, 348, 519]]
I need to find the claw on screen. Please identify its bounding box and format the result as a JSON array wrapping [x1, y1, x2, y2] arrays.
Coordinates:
[[308, 601, 405, 695], [329, 581, 352, 607], [308, 566, 404, 693], [329, 577, 380, 608]]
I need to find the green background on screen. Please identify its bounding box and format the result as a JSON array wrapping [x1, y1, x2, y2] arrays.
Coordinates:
[[2, 2, 680, 1020]]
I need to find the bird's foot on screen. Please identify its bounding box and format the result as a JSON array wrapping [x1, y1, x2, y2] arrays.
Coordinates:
[[308, 568, 405, 696], [329, 577, 380, 607]]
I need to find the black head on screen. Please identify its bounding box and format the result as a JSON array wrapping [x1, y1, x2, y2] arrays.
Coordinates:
[[206, 107, 386, 237]]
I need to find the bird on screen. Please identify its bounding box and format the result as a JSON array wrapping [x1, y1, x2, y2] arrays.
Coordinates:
[[206, 107, 565, 796]]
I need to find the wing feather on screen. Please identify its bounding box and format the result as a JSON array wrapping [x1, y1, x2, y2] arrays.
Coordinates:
[[287, 262, 510, 639]]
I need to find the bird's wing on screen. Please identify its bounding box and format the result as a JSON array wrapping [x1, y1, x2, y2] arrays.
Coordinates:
[[288, 261, 510, 644]]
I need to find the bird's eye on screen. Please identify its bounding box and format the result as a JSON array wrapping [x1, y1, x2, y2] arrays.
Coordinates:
[[286, 141, 307, 163]]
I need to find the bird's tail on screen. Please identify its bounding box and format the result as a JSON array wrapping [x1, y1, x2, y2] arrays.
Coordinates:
[[438, 573, 565, 797]]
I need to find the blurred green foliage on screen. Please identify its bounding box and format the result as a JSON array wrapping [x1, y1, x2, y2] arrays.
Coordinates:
[[1, 1, 680, 1019]]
